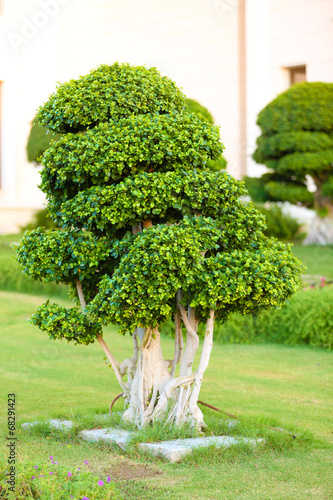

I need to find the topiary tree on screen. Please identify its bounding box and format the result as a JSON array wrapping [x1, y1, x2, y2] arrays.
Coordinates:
[[27, 118, 61, 163], [185, 98, 227, 171], [15, 63, 303, 429], [245, 82, 333, 245]]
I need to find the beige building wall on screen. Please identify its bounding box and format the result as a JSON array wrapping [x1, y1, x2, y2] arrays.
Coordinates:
[[246, 0, 333, 176], [0, 0, 332, 232]]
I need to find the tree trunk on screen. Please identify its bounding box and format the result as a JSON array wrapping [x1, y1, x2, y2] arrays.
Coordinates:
[[304, 179, 333, 245], [303, 214, 333, 245], [120, 312, 215, 430], [122, 328, 172, 427]]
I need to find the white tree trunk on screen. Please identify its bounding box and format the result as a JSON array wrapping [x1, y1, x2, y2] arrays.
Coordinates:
[[303, 215, 333, 245], [119, 309, 215, 430], [122, 328, 172, 426]]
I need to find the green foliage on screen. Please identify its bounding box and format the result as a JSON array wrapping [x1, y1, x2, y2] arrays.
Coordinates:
[[40, 112, 223, 205], [31, 301, 102, 344], [254, 131, 333, 161], [244, 174, 314, 207], [37, 62, 186, 133], [322, 175, 333, 198], [185, 98, 214, 124], [253, 204, 300, 241], [20, 208, 56, 231], [89, 215, 303, 332], [26, 118, 61, 163], [15, 63, 303, 344], [277, 150, 333, 176], [256, 82, 333, 134], [207, 155, 227, 171], [15, 228, 114, 285], [53, 171, 244, 232], [264, 181, 314, 206], [185, 98, 227, 171], [252, 82, 333, 214], [214, 285, 333, 350], [0, 462, 120, 499], [0, 258, 67, 299]]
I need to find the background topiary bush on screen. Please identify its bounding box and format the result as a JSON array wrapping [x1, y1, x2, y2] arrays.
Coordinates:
[[27, 119, 61, 163], [213, 285, 333, 350], [185, 98, 227, 171], [245, 82, 333, 245], [253, 203, 301, 241]]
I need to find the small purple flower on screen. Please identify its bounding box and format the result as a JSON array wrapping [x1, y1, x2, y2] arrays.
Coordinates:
[[107, 476, 111, 483], [81, 497, 89, 500], [97, 480, 104, 486], [49, 472, 53, 475], [31, 476, 35, 480], [34, 465, 38, 469], [38, 475, 45, 478], [84, 460, 89, 465], [49, 456, 53, 460], [68, 471, 72, 478], [51, 461, 58, 464]]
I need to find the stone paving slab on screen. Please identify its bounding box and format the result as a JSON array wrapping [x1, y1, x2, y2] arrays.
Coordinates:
[[21, 419, 73, 431], [79, 428, 134, 449], [139, 435, 264, 463]]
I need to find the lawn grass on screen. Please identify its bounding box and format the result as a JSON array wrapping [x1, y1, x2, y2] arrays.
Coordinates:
[[1, 292, 333, 499], [0, 234, 67, 299], [291, 244, 333, 279]]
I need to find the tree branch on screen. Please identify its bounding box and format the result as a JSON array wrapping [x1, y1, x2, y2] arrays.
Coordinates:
[[75, 279, 86, 310], [75, 278, 125, 390], [170, 311, 184, 377], [178, 302, 197, 338], [132, 223, 142, 235], [189, 309, 215, 408]]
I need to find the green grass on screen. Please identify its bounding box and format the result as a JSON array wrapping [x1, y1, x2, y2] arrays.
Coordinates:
[[1, 291, 333, 499], [291, 244, 333, 279], [0, 234, 67, 299]]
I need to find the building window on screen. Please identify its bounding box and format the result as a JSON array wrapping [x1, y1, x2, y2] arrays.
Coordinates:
[[288, 65, 306, 86]]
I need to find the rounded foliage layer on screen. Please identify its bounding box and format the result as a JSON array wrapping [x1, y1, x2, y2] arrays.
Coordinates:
[[251, 82, 333, 211], [26, 119, 61, 163], [37, 63, 186, 133], [256, 82, 333, 135], [185, 98, 214, 124], [50, 171, 246, 232], [31, 301, 102, 344], [15, 228, 115, 284], [40, 112, 224, 203]]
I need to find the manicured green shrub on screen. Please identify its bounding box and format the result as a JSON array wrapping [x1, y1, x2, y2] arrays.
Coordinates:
[[248, 82, 333, 244], [185, 98, 214, 124], [185, 97, 227, 171], [214, 285, 333, 350], [0, 236, 67, 298], [20, 208, 56, 231], [0, 257, 67, 298], [26, 119, 61, 163], [254, 203, 300, 241]]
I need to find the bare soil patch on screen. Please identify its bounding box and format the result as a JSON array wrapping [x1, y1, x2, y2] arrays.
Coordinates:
[[107, 460, 162, 481]]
